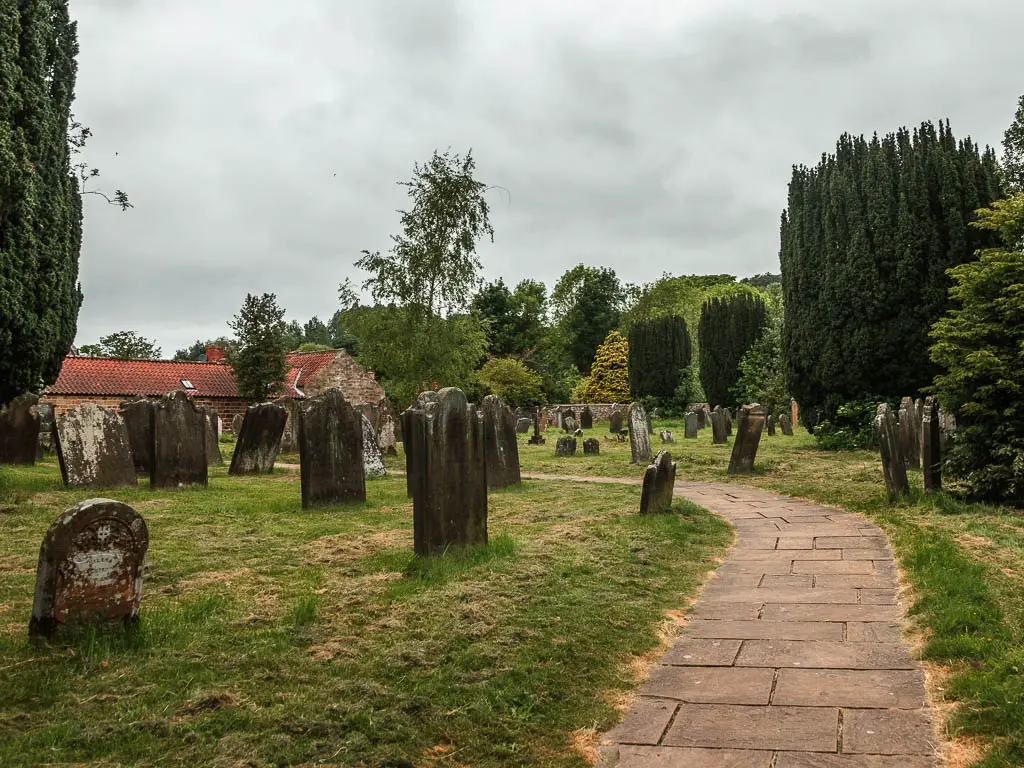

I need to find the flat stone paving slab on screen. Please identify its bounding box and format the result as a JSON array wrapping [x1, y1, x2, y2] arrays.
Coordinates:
[[599, 482, 938, 767]]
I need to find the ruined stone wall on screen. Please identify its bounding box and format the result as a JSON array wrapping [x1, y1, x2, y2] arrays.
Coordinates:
[[302, 352, 387, 406], [540, 403, 623, 423]]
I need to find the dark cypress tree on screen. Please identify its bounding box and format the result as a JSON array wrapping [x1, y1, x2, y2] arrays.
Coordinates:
[[0, 1, 83, 404], [628, 315, 691, 400], [780, 120, 1002, 421], [698, 293, 767, 408]]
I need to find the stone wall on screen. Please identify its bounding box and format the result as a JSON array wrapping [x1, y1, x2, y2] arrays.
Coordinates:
[[540, 403, 623, 424], [42, 394, 248, 432], [303, 352, 387, 406]]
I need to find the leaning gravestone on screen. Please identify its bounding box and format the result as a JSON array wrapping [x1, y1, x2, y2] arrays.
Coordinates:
[[640, 450, 677, 514], [684, 412, 698, 439], [231, 413, 244, 435], [54, 403, 137, 489], [482, 395, 521, 489], [230, 402, 288, 475], [297, 389, 365, 508], [403, 388, 487, 557], [727, 404, 766, 475], [555, 436, 577, 456], [876, 403, 909, 500], [583, 437, 600, 455], [0, 392, 40, 465], [581, 406, 593, 430], [609, 409, 625, 434], [361, 414, 387, 479], [152, 391, 207, 488], [767, 414, 776, 437], [711, 410, 728, 444], [779, 414, 793, 436], [660, 429, 674, 443], [119, 397, 154, 475], [898, 398, 920, 470], [29, 498, 148, 640], [204, 407, 223, 466], [627, 402, 652, 464], [516, 418, 531, 434], [564, 416, 577, 433], [921, 397, 942, 493]]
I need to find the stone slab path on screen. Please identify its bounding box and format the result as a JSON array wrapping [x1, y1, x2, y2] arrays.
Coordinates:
[[592, 480, 938, 768]]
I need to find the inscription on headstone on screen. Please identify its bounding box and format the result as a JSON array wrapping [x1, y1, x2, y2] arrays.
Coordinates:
[[0, 392, 40, 465], [54, 404, 137, 488], [229, 403, 287, 475], [298, 389, 366, 508], [152, 391, 208, 488], [640, 451, 676, 514], [727, 404, 766, 475]]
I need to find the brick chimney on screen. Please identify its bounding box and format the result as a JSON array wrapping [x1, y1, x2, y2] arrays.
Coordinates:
[[205, 344, 227, 363]]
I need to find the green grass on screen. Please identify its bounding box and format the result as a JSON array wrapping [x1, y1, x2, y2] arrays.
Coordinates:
[[0, 457, 730, 767]]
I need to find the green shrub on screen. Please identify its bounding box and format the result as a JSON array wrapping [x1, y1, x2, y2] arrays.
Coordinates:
[[813, 397, 884, 451], [579, 331, 630, 403], [475, 358, 545, 407]]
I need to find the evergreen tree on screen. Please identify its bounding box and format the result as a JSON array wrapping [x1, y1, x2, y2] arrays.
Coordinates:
[[228, 293, 288, 402], [781, 120, 1002, 421], [1004, 94, 1024, 192], [628, 315, 691, 400], [302, 316, 332, 347], [698, 293, 768, 407], [579, 331, 630, 403]]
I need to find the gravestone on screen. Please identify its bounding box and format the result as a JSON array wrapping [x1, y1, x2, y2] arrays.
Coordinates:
[[727, 404, 766, 475], [711, 410, 728, 444], [555, 436, 577, 456], [151, 391, 208, 488], [403, 388, 487, 557], [724, 408, 733, 436], [0, 392, 40, 465], [640, 451, 677, 514], [690, 405, 707, 429], [374, 401, 399, 457], [119, 397, 154, 475], [297, 389, 365, 508], [29, 498, 148, 640], [528, 408, 546, 446], [36, 402, 55, 458], [659, 429, 674, 443], [684, 412, 698, 439], [876, 403, 909, 500], [779, 414, 793, 436], [516, 418, 531, 434], [767, 414, 776, 436], [362, 414, 387, 478], [898, 398, 920, 470], [703, 405, 714, 430], [562, 408, 576, 428], [564, 416, 577, 433], [581, 406, 593, 430], [583, 437, 600, 455], [230, 402, 287, 475], [921, 397, 942, 493], [231, 413, 244, 435], [627, 402, 652, 464], [273, 397, 302, 453], [609, 410, 625, 434], [938, 408, 957, 453], [204, 407, 223, 466], [482, 395, 521, 489], [54, 404, 137, 489]]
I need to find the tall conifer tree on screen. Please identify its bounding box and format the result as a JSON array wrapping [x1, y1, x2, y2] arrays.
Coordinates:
[[698, 293, 767, 407]]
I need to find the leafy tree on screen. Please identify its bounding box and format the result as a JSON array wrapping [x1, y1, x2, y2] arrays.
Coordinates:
[[228, 293, 288, 402], [734, 287, 789, 417], [470, 278, 547, 359], [79, 330, 161, 360], [930, 193, 1024, 503], [282, 320, 304, 352], [302, 316, 332, 348], [578, 331, 630, 403], [476, 358, 545, 407], [1004, 93, 1024, 192], [172, 337, 232, 361], [551, 265, 624, 372], [628, 315, 690, 401], [699, 293, 768, 407], [740, 273, 782, 288], [781, 120, 1002, 421]]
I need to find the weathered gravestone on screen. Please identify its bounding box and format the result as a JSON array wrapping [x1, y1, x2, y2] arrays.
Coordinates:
[[273, 397, 302, 454], [724, 408, 733, 436], [583, 437, 600, 455], [640, 451, 677, 514], [29, 498, 148, 640], [205, 407, 223, 466], [54, 404, 137, 489], [0, 392, 40, 465], [690, 405, 707, 429], [482, 395, 521, 489], [660, 429, 674, 443], [876, 403, 909, 500], [528, 408, 546, 446], [898, 397, 920, 470], [609, 409, 625, 434], [564, 416, 578, 433], [362, 414, 387, 479], [628, 402, 652, 464], [118, 397, 154, 475], [297, 389, 365, 508], [555, 436, 577, 456], [403, 392, 440, 497], [711, 410, 728, 444], [727, 404, 766, 475], [230, 403, 287, 475], [516, 418, 531, 434], [152, 391, 207, 488], [684, 412, 698, 439], [403, 388, 487, 557], [231, 413, 244, 435], [581, 406, 593, 430], [767, 414, 776, 436], [562, 408, 576, 428], [36, 403, 55, 458], [779, 414, 793, 436], [703, 405, 714, 430], [921, 397, 942, 493]]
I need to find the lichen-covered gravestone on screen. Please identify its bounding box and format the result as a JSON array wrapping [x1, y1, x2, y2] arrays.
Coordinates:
[[119, 397, 154, 475], [0, 392, 40, 465], [528, 408, 546, 446], [29, 498, 148, 640], [362, 414, 387, 479], [581, 406, 593, 430], [724, 408, 733, 436], [564, 415, 578, 433], [684, 412, 698, 439], [273, 397, 302, 453], [482, 395, 521, 489], [727, 404, 766, 475], [921, 397, 942, 493], [297, 389, 366, 508], [229, 402, 287, 475], [54, 403, 137, 489], [609, 410, 625, 434], [403, 388, 488, 557], [555, 435, 577, 456], [876, 403, 909, 500], [659, 429, 674, 443], [711, 410, 728, 444], [205, 407, 223, 466], [152, 391, 208, 488], [640, 451, 677, 514], [767, 414, 776, 436], [36, 402, 55, 458], [779, 414, 793, 436], [583, 437, 600, 455], [627, 402, 652, 464]]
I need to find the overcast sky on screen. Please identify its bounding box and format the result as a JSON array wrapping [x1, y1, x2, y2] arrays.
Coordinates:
[[71, 0, 1024, 356]]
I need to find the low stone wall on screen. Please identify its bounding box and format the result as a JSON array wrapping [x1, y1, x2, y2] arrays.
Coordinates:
[[539, 403, 624, 424]]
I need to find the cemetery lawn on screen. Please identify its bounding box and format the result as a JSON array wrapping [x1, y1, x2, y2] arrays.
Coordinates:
[[0, 460, 731, 768]]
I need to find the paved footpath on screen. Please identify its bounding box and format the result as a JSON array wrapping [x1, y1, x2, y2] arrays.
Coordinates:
[[528, 478, 939, 768]]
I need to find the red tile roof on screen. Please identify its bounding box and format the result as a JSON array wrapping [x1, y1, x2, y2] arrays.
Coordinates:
[[45, 356, 240, 398], [280, 350, 339, 398]]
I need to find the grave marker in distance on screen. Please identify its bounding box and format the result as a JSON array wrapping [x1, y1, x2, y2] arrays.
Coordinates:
[[727, 404, 766, 475], [640, 451, 676, 514], [0, 392, 40, 465], [54, 403, 137, 488]]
